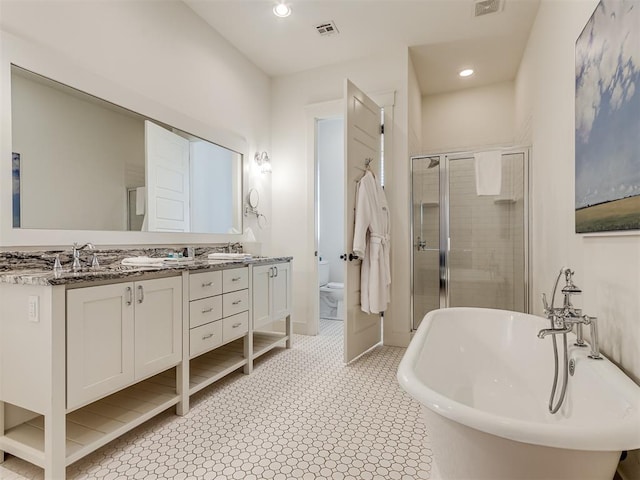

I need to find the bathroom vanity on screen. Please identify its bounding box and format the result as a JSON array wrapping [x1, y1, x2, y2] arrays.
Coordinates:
[[0, 255, 292, 479]]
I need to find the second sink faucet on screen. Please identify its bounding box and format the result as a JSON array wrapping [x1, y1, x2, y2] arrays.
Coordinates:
[[72, 242, 99, 271]]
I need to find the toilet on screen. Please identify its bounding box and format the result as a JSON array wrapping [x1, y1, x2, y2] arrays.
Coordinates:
[[318, 260, 344, 320]]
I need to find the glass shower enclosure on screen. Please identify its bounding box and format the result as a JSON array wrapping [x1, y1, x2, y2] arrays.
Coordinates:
[[411, 148, 529, 330]]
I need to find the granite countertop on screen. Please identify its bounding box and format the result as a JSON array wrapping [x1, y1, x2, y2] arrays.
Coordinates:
[[0, 248, 292, 287]]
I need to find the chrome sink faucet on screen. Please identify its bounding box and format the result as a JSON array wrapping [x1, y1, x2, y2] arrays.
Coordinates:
[[72, 242, 99, 271]]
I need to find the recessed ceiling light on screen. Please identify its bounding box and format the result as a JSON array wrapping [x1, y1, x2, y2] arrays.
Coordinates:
[[459, 69, 474, 77], [273, 3, 291, 17]]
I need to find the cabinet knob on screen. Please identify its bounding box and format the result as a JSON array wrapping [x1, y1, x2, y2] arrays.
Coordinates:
[[232, 277, 241, 282], [137, 285, 144, 304], [202, 333, 214, 340], [232, 322, 242, 328], [201, 307, 213, 314], [125, 286, 133, 306], [232, 300, 242, 305], [202, 281, 213, 287]]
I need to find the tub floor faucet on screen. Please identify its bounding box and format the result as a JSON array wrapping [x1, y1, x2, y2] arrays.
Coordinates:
[[539, 268, 602, 414]]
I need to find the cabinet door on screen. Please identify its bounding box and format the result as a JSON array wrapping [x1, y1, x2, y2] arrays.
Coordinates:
[[134, 276, 182, 380], [272, 262, 291, 321], [252, 264, 272, 330], [67, 283, 135, 410]]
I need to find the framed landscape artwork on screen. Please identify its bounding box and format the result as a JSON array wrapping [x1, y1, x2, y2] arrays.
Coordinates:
[[575, 0, 640, 233]]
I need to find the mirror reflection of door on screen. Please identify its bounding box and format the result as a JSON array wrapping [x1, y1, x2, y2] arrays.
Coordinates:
[[145, 121, 191, 232]]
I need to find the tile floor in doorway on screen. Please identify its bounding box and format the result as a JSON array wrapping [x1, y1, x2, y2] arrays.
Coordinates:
[[0, 320, 434, 480]]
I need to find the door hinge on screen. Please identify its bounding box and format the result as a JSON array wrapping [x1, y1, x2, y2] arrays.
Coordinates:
[[380, 124, 384, 135]]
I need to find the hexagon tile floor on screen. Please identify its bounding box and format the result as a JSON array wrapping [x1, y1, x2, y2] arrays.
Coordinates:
[[0, 320, 435, 480]]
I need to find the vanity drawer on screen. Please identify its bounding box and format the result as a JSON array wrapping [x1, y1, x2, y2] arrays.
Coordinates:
[[190, 320, 223, 358], [189, 296, 222, 329], [222, 267, 249, 293], [189, 271, 222, 300], [223, 311, 249, 343], [223, 289, 249, 317]]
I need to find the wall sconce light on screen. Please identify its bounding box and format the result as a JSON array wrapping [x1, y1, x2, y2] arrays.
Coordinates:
[[255, 151, 272, 173]]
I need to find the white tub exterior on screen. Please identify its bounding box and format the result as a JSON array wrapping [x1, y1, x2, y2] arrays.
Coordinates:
[[397, 307, 640, 480]]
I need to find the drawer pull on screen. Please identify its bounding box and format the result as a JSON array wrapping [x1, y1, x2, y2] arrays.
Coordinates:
[[232, 276, 242, 281], [202, 333, 214, 340], [232, 322, 242, 328], [201, 307, 214, 314], [232, 300, 242, 305], [202, 281, 214, 287]]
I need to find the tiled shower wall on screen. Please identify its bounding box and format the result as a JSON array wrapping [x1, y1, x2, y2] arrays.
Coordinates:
[[412, 152, 526, 328]]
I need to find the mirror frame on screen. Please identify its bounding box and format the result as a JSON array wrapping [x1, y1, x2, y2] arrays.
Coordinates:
[[1, 32, 248, 247]]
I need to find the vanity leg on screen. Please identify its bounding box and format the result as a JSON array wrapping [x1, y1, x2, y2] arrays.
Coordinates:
[[176, 362, 189, 416], [0, 400, 5, 463], [177, 273, 190, 416], [44, 411, 66, 480], [45, 286, 66, 480], [243, 333, 253, 374], [285, 314, 292, 349]]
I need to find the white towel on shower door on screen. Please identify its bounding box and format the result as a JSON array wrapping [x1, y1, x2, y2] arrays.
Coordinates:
[[474, 151, 502, 196]]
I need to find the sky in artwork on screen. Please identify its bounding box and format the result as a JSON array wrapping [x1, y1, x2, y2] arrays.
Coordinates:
[[575, 0, 640, 209]]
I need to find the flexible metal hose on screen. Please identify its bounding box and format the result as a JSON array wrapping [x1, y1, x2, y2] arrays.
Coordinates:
[[547, 268, 570, 414]]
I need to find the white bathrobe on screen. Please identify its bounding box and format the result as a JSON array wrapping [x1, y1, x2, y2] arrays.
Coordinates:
[[353, 170, 391, 314]]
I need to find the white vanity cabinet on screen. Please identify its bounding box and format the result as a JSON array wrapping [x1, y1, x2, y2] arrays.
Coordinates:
[[0, 274, 183, 480], [252, 262, 291, 330], [67, 276, 182, 410], [251, 261, 292, 359], [0, 258, 292, 480]]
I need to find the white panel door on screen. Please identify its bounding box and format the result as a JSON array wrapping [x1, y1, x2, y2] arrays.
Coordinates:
[[133, 276, 182, 380], [343, 79, 383, 363], [67, 283, 135, 410], [145, 120, 190, 232]]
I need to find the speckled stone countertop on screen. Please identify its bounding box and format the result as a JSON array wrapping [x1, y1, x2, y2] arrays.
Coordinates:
[[0, 247, 292, 287]]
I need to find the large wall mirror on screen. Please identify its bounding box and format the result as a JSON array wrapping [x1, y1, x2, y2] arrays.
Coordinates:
[[10, 65, 243, 236]]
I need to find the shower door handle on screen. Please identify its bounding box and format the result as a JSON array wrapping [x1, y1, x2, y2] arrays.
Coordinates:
[[340, 253, 360, 261]]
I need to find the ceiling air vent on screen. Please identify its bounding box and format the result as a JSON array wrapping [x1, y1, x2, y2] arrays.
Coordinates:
[[315, 21, 339, 37], [474, 0, 502, 17]]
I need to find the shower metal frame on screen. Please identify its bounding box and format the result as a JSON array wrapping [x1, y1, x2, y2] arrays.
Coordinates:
[[410, 147, 531, 331]]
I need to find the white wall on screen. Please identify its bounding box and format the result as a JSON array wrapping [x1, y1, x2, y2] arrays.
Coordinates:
[[317, 118, 344, 284], [407, 54, 423, 156], [0, 0, 271, 247], [271, 50, 410, 342], [517, 0, 640, 383], [422, 81, 515, 152], [518, 2, 639, 476]]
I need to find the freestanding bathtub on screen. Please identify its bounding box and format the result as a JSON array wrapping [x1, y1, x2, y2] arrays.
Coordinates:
[[397, 307, 640, 480]]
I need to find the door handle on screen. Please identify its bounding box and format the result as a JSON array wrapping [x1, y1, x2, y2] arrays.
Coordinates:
[[340, 253, 359, 261], [137, 285, 144, 304], [125, 286, 133, 306], [274, 266, 279, 277]]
